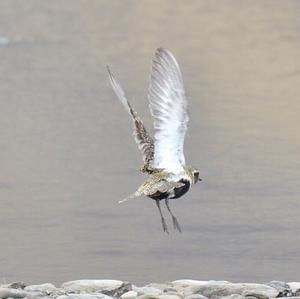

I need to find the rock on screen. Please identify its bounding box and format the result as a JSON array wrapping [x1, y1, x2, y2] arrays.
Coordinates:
[[243, 292, 269, 299], [220, 295, 245, 299], [184, 295, 208, 299], [0, 280, 296, 299], [172, 281, 278, 299], [0, 283, 26, 290], [267, 281, 292, 297], [0, 288, 27, 299], [7, 283, 26, 290], [132, 286, 162, 296], [172, 280, 210, 289], [136, 295, 160, 299], [158, 295, 181, 299], [25, 283, 57, 294], [57, 294, 113, 299], [121, 291, 138, 299], [172, 280, 208, 286], [172, 280, 228, 296], [162, 287, 178, 294], [145, 284, 173, 291], [288, 282, 300, 296], [239, 283, 278, 299], [61, 280, 123, 293], [101, 282, 132, 297]]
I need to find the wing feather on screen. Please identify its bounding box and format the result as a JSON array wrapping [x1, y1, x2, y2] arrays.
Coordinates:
[[107, 66, 154, 169], [148, 48, 189, 173]]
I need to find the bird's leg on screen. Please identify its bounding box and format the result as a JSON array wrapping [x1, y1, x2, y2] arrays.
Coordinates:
[[155, 199, 169, 234], [165, 199, 182, 233]]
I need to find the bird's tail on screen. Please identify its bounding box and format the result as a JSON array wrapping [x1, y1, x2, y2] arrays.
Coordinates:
[[118, 189, 143, 204]]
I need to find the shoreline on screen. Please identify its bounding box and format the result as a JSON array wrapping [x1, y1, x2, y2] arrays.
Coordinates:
[[0, 279, 299, 299]]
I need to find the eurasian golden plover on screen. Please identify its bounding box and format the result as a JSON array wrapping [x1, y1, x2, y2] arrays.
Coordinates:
[[107, 47, 201, 233]]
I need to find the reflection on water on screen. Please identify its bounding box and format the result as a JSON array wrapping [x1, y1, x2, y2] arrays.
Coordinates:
[[0, 0, 300, 285]]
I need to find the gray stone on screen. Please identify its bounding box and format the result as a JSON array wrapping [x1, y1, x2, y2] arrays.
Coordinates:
[[25, 284, 57, 294], [288, 283, 300, 296], [240, 283, 278, 299], [61, 280, 123, 293], [57, 294, 113, 299], [172, 280, 228, 296], [132, 286, 162, 296], [121, 291, 138, 299], [162, 288, 178, 294], [172, 281, 210, 290], [146, 284, 173, 291], [220, 295, 245, 299], [101, 282, 132, 298], [184, 295, 208, 299], [267, 281, 292, 297], [7, 283, 26, 290], [172, 280, 209, 287], [158, 295, 181, 299], [24, 290, 44, 298], [244, 292, 269, 299], [0, 288, 27, 299], [136, 295, 160, 299], [172, 281, 278, 299]]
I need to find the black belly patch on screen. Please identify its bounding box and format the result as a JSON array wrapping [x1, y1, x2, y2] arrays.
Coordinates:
[[148, 190, 169, 200], [172, 179, 190, 199], [148, 179, 190, 200]]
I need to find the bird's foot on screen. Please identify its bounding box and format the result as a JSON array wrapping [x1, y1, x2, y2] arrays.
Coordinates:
[[172, 215, 182, 233], [161, 217, 169, 234]]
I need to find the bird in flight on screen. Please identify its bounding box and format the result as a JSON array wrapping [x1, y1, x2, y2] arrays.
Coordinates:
[[107, 47, 201, 233]]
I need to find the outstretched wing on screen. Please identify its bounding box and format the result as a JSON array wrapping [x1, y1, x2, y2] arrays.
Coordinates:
[[148, 48, 189, 173], [107, 66, 154, 168]]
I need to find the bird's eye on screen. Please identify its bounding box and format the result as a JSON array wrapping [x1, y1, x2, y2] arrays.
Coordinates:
[[193, 171, 200, 183]]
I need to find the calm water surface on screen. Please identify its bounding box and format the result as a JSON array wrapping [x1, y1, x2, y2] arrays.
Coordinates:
[[0, 0, 300, 285]]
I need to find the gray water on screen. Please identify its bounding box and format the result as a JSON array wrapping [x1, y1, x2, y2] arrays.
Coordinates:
[[0, 0, 300, 286]]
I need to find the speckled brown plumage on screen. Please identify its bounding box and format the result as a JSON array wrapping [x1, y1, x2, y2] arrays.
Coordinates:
[[107, 48, 201, 233]]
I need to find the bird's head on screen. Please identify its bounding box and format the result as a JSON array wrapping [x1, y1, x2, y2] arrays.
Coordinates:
[[192, 169, 202, 184], [186, 166, 202, 184]]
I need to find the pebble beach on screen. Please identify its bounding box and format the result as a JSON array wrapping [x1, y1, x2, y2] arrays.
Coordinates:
[[1, 279, 300, 299]]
